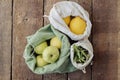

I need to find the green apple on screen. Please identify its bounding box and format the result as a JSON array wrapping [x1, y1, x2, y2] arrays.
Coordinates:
[[36, 55, 48, 67], [50, 37, 62, 49], [43, 46, 59, 63], [34, 41, 48, 54]]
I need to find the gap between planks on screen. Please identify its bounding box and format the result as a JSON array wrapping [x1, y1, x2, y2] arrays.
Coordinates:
[[11, 0, 14, 80]]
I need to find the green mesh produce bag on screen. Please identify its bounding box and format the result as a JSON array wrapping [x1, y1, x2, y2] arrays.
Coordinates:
[[23, 24, 77, 74]]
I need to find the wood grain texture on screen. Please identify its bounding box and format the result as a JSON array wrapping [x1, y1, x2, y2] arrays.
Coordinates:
[[0, 0, 12, 80], [68, 0, 92, 80], [92, 0, 119, 80], [1, 0, 120, 80], [118, 1, 120, 80], [12, 0, 43, 80], [43, 0, 67, 80], [118, 31, 120, 79]]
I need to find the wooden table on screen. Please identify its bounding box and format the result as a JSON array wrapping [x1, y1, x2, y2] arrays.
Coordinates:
[[0, 0, 120, 80]]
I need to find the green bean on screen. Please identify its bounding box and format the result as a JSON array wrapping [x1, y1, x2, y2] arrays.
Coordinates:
[[73, 45, 90, 64]]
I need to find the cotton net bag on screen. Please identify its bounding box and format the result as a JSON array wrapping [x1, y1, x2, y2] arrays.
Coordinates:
[[48, 1, 92, 40], [70, 39, 93, 73], [23, 24, 77, 74]]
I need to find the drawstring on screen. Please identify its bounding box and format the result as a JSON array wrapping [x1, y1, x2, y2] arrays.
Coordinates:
[[82, 68, 86, 73], [90, 61, 93, 65], [43, 15, 49, 18]]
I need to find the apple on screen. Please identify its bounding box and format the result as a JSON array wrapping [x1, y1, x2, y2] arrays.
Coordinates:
[[50, 37, 62, 49], [34, 41, 48, 54], [36, 55, 48, 67], [43, 46, 59, 63]]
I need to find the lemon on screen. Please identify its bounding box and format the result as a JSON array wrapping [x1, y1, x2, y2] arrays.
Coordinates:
[[70, 16, 86, 35], [50, 37, 62, 49], [63, 16, 71, 25]]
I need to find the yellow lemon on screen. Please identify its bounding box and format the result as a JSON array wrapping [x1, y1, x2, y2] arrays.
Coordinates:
[[63, 16, 71, 25], [70, 16, 86, 35], [50, 37, 62, 49]]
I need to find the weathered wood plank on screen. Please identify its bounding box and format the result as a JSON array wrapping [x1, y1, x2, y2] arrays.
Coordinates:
[[0, 0, 12, 80], [92, 0, 119, 80], [118, 1, 120, 79], [12, 0, 43, 79], [118, 29, 120, 79], [43, 0, 67, 80], [68, 0, 92, 80]]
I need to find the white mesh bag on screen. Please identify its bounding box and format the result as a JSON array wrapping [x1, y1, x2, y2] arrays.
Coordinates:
[[48, 1, 92, 40], [70, 39, 93, 73]]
